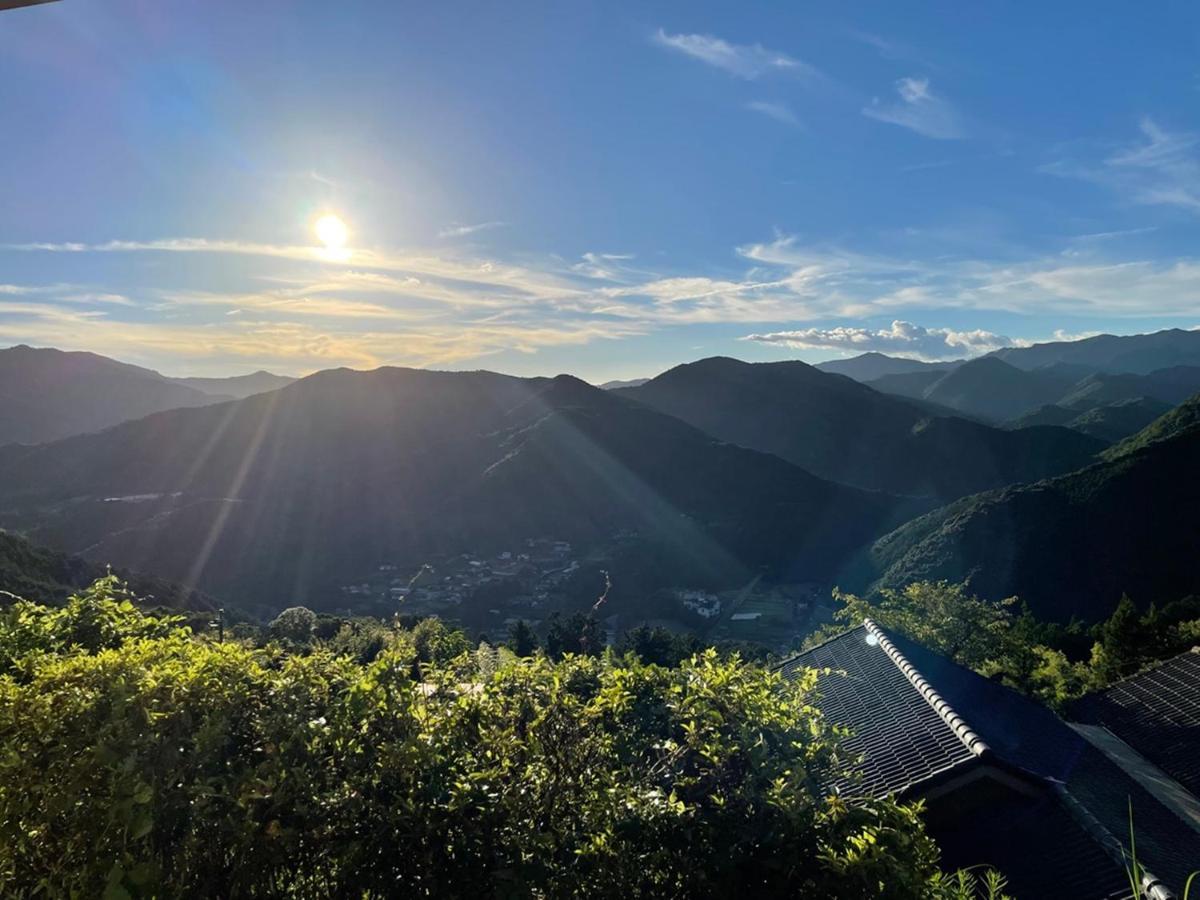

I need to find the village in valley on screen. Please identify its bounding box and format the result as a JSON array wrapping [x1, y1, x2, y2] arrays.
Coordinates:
[[339, 535, 827, 651]]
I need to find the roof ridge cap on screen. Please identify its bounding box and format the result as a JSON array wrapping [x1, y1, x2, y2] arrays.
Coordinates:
[[862, 618, 992, 759], [1052, 783, 1176, 900]]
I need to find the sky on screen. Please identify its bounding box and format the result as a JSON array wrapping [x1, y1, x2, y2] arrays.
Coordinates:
[[2, 1, 1200, 381]]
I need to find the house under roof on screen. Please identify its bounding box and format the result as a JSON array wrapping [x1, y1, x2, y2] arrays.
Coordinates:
[[779, 620, 1200, 899]]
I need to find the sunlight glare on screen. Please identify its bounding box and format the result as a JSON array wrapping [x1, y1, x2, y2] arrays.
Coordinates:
[[315, 214, 349, 249]]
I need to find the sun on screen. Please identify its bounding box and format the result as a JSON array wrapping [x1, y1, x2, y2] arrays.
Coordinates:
[[314, 214, 349, 249]]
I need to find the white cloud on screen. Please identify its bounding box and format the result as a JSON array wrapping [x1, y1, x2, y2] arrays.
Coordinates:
[[863, 76, 964, 139], [746, 101, 800, 126], [1050, 328, 1103, 343], [652, 29, 821, 82], [437, 221, 508, 239], [744, 320, 1012, 360]]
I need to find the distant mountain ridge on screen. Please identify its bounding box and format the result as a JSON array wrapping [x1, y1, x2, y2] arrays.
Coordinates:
[[169, 370, 295, 399], [0, 345, 294, 445], [815, 352, 958, 382], [818, 328, 1200, 386], [616, 356, 1103, 503], [862, 350, 1200, 437], [988, 328, 1200, 373]]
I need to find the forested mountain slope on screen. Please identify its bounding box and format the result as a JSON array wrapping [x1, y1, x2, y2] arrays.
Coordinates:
[[867, 395, 1200, 621], [0, 368, 913, 609], [617, 357, 1103, 502]]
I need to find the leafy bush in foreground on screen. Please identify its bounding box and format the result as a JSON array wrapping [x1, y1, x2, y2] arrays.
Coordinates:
[[0, 580, 997, 898]]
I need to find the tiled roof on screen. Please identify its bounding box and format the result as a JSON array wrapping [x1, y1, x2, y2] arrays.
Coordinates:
[[780, 622, 1200, 898], [1071, 649, 1200, 798], [777, 624, 976, 798]]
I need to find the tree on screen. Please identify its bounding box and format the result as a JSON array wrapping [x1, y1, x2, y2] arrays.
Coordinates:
[[825, 582, 1088, 709], [617, 623, 702, 667], [506, 618, 539, 656], [410, 616, 471, 666], [268, 605, 316, 644], [544, 610, 603, 659]]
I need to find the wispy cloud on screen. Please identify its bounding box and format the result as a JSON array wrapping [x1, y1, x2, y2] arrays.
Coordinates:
[[863, 77, 964, 140], [8, 238, 584, 305], [653, 29, 822, 82], [437, 221, 508, 239], [1045, 118, 1200, 214], [746, 100, 801, 126], [572, 252, 636, 281], [744, 320, 1012, 360], [6, 230, 1200, 374]]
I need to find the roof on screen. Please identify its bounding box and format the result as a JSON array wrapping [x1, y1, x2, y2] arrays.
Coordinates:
[[1071, 649, 1200, 799], [0, 1, 60, 10], [780, 621, 1200, 898]]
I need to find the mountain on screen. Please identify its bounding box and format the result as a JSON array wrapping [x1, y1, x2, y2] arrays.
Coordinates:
[[815, 352, 958, 382], [867, 394, 1200, 621], [863, 369, 945, 400], [0, 367, 913, 610], [598, 377, 649, 390], [0, 528, 222, 612], [615, 357, 1103, 502], [0, 345, 225, 445], [1101, 393, 1200, 460], [169, 370, 295, 399], [868, 353, 1200, 429], [1055, 367, 1200, 410], [0, 529, 98, 605], [1007, 398, 1171, 443], [913, 357, 1077, 422], [988, 328, 1200, 374]]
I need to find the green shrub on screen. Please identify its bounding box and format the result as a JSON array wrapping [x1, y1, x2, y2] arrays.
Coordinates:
[[0, 579, 982, 898]]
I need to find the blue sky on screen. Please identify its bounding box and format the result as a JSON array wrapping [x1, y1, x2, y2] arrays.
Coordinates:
[[2, 0, 1199, 380]]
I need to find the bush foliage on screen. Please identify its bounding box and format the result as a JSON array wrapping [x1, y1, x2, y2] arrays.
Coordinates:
[[0, 577, 1009, 898]]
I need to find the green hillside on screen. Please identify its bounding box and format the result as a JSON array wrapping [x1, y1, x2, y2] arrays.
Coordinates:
[[867, 396, 1200, 621]]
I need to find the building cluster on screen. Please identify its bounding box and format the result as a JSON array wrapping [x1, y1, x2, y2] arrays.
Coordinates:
[[339, 537, 580, 622]]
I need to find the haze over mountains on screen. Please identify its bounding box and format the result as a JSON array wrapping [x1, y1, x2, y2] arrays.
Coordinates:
[[1, 326, 1199, 625]]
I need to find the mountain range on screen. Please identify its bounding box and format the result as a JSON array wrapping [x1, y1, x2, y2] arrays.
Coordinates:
[[819, 327, 1200, 383], [859, 355, 1200, 438], [2, 327, 1199, 625], [615, 357, 1103, 502], [0, 367, 914, 608], [0, 345, 293, 445]]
